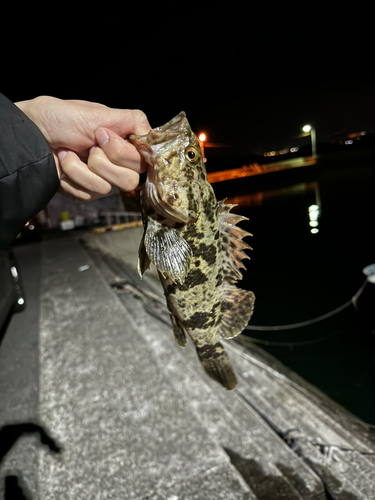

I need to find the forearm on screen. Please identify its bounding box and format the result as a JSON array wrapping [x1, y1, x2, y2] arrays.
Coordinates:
[[0, 93, 59, 249]]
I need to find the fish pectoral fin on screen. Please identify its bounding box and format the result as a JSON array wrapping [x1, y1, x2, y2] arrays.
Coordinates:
[[138, 229, 151, 279], [144, 220, 192, 284], [196, 342, 238, 390], [170, 313, 187, 348], [219, 284, 255, 339]]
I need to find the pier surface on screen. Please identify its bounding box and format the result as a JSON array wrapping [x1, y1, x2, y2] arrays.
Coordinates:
[[1, 228, 375, 499]]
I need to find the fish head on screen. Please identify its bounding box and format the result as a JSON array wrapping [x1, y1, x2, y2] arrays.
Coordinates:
[[129, 112, 205, 224]]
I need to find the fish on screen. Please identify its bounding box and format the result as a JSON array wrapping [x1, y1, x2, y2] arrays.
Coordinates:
[[128, 112, 255, 390]]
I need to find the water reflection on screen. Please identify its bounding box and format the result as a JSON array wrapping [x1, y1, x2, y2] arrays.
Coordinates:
[[309, 204, 320, 233], [226, 181, 324, 235], [219, 163, 375, 425], [226, 181, 319, 207]]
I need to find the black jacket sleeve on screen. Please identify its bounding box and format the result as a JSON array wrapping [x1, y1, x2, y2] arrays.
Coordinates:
[[0, 93, 59, 250]]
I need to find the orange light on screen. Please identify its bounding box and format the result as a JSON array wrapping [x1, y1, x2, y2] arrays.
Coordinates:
[[198, 133, 206, 142]]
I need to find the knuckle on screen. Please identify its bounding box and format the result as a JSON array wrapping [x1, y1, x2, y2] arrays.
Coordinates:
[[94, 180, 112, 196], [132, 109, 147, 123], [109, 149, 123, 165], [88, 147, 102, 165], [131, 109, 150, 134], [103, 183, 113, 195], [95, 136, 125, 166], [120, 171, 139, 192], [88, 148, 110, 173]]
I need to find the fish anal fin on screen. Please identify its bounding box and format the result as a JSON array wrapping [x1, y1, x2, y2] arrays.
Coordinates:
[[219, 285, 255, 339], [196, 342, 238, 390], [144, 219, 192, 284]]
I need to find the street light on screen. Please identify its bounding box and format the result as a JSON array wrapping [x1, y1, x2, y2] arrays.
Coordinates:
[[302, 124, 317, 157], [198, 133, 207, 162]]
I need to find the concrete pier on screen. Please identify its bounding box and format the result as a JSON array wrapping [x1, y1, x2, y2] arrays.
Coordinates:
[[1, 228, 375, 499]]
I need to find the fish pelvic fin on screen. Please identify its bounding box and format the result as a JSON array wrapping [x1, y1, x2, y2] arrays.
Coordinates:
[[170, 313, 187, 348], [196, 342, 238, 390], [138, 228, 151, 279]]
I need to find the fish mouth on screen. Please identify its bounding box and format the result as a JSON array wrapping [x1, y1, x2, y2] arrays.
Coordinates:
[[128, 111, 189, 148], [128, 112, 190, 167], [153, 111, 187, 134]]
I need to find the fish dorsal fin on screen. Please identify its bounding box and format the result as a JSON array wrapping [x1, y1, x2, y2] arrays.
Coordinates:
[[217, 200, 255, 338], [142, 218, 192, 284], [218, 200, 253, 284]]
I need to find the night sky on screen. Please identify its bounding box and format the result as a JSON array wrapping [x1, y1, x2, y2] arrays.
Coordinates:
[[3, 7, 374, 157]]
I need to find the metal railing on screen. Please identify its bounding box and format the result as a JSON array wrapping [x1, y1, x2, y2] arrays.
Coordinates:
[[99, 211, 142, 226]]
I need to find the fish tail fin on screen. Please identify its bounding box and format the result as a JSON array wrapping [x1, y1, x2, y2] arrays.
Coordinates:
[[196, 342, 238, 390]]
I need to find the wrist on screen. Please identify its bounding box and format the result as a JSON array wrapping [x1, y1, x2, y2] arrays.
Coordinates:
[[15, 97, 60, 174], [15, 96, 54, 141], [14, 98, 31, 118]]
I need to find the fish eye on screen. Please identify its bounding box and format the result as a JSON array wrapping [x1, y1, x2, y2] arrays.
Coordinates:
[[185, 147, 199, 163]]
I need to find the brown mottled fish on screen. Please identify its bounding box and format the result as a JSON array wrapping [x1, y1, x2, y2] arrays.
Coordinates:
[[129, 112, 255, 390]]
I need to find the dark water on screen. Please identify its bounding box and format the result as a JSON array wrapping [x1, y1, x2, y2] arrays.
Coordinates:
[[213, 158, 375, 424]]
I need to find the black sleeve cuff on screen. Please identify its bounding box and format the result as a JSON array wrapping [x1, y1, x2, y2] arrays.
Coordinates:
[[0, 94, 59, 249]]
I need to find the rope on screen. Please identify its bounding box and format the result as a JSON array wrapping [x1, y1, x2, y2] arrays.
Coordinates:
[[245, 279, 369, 332]]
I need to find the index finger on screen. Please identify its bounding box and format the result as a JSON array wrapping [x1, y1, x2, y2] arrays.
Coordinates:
[[106, 109, 151, 137]]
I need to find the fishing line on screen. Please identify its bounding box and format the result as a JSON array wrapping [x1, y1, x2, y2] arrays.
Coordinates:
[[239, 329, 345, 348], [245, 278, 369, 333], [113, 273, 375, 436], [115, 276, 370, 346]]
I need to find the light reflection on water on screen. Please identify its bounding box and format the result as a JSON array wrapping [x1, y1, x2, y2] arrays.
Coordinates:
[[214, 163, 375, 424], [227, 181, 319, 207]]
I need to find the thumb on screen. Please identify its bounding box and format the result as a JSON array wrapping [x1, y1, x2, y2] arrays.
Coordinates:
[[95, 127, 148, 173]]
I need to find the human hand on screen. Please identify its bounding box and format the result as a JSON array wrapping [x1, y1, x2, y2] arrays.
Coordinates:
[[15, 96, 151, 201]]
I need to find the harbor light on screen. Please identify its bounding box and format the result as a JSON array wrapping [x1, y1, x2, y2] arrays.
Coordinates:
[[302, 124, 317, 157], [198, 133, 207, 162]]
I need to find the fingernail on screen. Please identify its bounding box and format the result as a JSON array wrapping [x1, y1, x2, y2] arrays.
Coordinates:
[[89, 146, 96, 155], [58, 150, 68, 161], [96, 128, 109, 146]]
